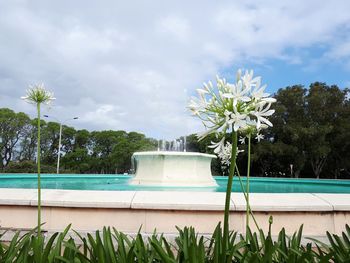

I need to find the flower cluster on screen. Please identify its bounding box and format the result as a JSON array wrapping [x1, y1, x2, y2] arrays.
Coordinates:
[[189, 69, 276, 165], [21, 83, 56, 105]]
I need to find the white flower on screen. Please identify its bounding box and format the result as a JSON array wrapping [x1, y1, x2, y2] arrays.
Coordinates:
[[21, 83, 55, 105], [225, 108, 247, 132], [196, 88, 209, 96], [196, 126, 220, 141], [188, 98, 202, 116], [217, 142, 244, 166], [217, 142, 232, 166], [239, 137, 246, 144], [252, 102, 275, 128], [255, 133, 264, 142], [237, 148, 244, 155], [208, 137, 225, 154], [222, 81, 251, 106], [189, 68, 276, 164], [241, 69, 260, 90]]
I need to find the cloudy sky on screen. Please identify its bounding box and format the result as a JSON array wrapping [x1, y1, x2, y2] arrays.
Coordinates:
[[1, 0, 350, 139]]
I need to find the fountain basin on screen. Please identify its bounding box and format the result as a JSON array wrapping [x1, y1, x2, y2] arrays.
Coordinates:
[[130, 151, 218, 187]]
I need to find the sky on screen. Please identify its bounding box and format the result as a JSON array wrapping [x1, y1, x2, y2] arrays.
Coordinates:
[[1, 0, 350, 139]]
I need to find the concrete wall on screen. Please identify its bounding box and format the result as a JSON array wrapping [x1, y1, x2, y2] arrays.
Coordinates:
[[0, 189, 349, 238]]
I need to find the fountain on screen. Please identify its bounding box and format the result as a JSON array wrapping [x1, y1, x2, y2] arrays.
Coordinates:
[[130, 138, 218, 187]]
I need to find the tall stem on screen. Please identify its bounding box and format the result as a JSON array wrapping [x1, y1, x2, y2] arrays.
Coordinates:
[[246, 134, 251, 237], [37, 103, 41, 235], [222, 130, 237, 260], [235, 164, 259, 230]]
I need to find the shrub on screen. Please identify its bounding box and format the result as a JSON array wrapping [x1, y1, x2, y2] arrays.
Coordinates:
[[1, 161, 75, 174], [1, 224, 349, 262]]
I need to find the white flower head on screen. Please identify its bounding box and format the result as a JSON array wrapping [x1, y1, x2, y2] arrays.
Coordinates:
[[217, 142, 244, 166], [189, 68, 276, 159], [252, 102, 275, 128], [208, 136, 225, 154], [21, 83, 55, 105], [239, 136, 246, 144], [217, 141, 232, 166], [255, 133, 264, 142]]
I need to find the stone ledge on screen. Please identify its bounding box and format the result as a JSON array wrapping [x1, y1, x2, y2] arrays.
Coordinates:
[[0, 189, 348, 212]]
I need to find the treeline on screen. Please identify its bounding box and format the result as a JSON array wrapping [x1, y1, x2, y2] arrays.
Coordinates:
[[0, 109, 157, 173], [188, 82, 350, 179], [1, 82, 350, 178]]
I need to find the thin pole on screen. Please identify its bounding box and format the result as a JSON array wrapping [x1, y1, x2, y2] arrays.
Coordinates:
[[57, 123, 62, 174]]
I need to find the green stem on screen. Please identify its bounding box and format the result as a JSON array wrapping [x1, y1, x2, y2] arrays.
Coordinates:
[[37, 103, 41, 236], [246, 134, 251, 238], [222, 130, 237, 260], [235, 164, 259, 230]]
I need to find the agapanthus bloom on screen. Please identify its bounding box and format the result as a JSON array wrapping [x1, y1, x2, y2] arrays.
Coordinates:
[[21, 83, 55, 105], [189, 69, 276, 164], [20, 82, 55, 236], [216, 141, 244, 166]]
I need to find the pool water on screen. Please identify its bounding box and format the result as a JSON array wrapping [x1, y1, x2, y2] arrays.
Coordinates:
[[0, 174, 350, 193]]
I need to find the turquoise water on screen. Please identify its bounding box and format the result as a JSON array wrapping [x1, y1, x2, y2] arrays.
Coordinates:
[[0, 174, 350, 193]]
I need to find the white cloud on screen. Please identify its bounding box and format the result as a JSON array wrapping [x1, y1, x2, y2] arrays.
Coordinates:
[[157, 15, 191, 43], [1, 0, 350, 139], [325, 40, 350, 62]]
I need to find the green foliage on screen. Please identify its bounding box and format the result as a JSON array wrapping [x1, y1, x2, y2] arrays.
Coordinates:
[[2, 161, 56, 173], [2, 161, 74, 174], [186, 83, 350, 179], [1, 224, 349, 262], [245, 83, 350, 179], [312, 224, 350, 262], [0, 225, 75, 262], [0, 108, 30, 168], [0, 109, 157, 174]]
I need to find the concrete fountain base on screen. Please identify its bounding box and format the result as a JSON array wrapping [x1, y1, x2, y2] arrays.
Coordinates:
[[130, 151, 218, 187]]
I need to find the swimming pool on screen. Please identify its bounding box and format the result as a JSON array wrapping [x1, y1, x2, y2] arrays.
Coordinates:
[[0, 174, 349, 193]]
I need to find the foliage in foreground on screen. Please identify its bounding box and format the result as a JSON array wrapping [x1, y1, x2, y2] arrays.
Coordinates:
[[1, 224, 349, 262]]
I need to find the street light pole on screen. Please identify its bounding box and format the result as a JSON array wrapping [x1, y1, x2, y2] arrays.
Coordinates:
[[57, 123, 63, 174], [43, 115, 78, 174]]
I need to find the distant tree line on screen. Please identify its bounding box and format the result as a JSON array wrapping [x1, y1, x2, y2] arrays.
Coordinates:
[[0, 109, 157, 173], [1, 82, 349, 178], [188, 82, 350, 179]]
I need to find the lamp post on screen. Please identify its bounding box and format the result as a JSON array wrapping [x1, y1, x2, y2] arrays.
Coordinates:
[[43, 115, 78, 174]]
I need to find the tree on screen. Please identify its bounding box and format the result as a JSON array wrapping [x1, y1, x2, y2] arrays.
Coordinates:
[[265, 83, 349, 179], [90, 130, 126, 173], [0, 108, 30, 168], [61, 148, 91, 173], [74, 129, 90, 150], [324, 88, 350, 179], [112, 132, 157, 173], [39, 121, 62, 165], [20, 118, 39, 161], [61, 126, 76, 155], [268, 85, 308, 177], [305, 83, 344, 178]]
